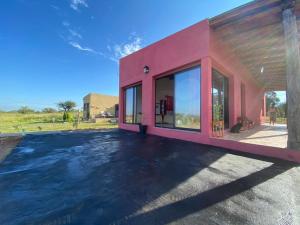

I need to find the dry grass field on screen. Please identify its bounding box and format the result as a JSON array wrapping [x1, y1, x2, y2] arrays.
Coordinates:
[[0, 112, 117, 134]]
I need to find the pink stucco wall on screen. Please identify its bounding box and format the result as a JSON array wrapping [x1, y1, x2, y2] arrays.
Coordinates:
[[118, 20, 300, 163], [119, 20, 211, 144]]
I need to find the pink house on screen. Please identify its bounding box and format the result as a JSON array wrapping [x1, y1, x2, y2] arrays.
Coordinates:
[[119, 0, 300, 163]]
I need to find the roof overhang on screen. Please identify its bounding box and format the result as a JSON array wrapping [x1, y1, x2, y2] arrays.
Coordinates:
[[209, 0, 300, 91]]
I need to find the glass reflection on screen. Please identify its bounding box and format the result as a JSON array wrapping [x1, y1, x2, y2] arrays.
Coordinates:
[[155, 66, 201, 130]]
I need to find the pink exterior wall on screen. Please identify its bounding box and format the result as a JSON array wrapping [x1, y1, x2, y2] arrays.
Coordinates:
[[119, 20, 300, 163], [119, 20, 211, 144]]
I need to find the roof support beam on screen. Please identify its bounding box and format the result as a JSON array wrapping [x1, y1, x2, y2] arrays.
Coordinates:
[[282, 0, 300, 150]]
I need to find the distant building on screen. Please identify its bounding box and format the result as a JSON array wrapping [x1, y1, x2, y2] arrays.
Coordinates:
[[83, 93, 118, 120]]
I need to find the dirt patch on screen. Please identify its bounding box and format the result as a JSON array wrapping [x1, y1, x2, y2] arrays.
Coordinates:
[[0, 136, 22, 163]]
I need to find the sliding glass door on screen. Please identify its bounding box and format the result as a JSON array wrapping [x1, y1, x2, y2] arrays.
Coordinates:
[[124, 84, 142, 124], [155, 66, 201, 131], [155, 75, 174, 128], [212, 69, 229, 129]]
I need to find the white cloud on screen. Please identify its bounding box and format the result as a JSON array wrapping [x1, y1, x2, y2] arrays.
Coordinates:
[[69, 41, 104, 56], [50, 5, 60, 11], [70, 0, 88, 11], [62, 21, 70, 27], [62, 21, 82, 40], [68, 29, 82, 39], [69, 41, 94, 52], [67, 33, 143, 64], [113, 36, 142, 59]]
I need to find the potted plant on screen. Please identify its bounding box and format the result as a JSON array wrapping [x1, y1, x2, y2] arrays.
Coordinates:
[[213, 104, 222, 122], [212, 104, 224, 137], [138, 112, 147, 135]]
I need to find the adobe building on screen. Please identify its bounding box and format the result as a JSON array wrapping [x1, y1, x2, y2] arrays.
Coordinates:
[[83, 93, 118, 120], [119, 0, 300, 162]]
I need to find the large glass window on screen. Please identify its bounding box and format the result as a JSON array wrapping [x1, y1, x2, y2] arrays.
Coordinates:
[[155, 66, 201, 131], [124, 84, 142, 124], [175, 68, 201, 129], [212, 69, 229, 128]]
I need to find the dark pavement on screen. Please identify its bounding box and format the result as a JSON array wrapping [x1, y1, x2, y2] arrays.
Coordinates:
[[0, 129, 299, 225]]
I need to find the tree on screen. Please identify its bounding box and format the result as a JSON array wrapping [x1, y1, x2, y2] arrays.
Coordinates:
[[42, 107, 57, 113], [57, 101, 76, 112], [265, 91, 280, 112], [277, 102, 287, 118], [18, 106, 35, 114], [57, 101, 76, 122]]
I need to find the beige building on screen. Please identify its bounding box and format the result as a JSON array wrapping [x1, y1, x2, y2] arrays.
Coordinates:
[[83, 93, 119, 120]]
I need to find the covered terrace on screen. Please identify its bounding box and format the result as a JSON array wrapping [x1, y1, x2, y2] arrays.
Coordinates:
[[209, 0, 300, 151]]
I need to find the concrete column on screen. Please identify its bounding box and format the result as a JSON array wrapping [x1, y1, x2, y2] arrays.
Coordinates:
[[282, 0, 300, 150], [201, 57, 213, 138]]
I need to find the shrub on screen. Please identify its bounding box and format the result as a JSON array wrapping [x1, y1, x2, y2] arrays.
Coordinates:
[[42, 108, 57, 113], [63, 112, 73, 122], [18, 106, 35, 114], [63, 112, 67, 121]]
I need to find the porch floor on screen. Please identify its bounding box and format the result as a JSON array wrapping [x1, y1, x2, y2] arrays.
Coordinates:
[[223, 124, 288, 149]]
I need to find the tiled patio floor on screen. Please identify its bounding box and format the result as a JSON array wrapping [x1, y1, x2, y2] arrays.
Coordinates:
[[223, 124, 288, 148]]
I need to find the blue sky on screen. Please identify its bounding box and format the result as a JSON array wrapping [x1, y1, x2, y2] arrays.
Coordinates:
[[1, 0, 284, 111]]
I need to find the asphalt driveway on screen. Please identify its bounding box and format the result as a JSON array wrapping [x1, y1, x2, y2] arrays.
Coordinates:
[[0, 129, 299, 225]]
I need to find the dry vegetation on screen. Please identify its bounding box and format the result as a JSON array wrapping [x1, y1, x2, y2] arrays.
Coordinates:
[[0, 112, 117, 134]]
